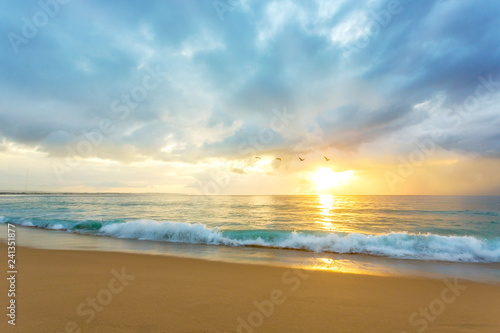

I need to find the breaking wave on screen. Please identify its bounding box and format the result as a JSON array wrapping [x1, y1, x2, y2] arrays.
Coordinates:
[[2, 218, 500, 263]]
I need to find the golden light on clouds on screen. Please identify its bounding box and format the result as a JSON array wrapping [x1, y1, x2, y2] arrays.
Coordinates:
[[311, 168, 354, 192]]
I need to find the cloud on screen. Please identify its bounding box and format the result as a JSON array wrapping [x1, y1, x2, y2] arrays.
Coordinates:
[[0, 0, 499, 193]]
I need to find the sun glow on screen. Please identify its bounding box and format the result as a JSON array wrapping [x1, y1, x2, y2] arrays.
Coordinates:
[[312, 168, 354, 191]]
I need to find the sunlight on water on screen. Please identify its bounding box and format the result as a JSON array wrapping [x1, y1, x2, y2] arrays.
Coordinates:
[[316, 194, 359, 234], [1, 194, 499, 264], [309, 258, 372, 275], [317, 194, 335, 231]]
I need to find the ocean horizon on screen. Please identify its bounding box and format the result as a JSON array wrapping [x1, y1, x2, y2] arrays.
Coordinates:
[[2, 193, 499, 283]]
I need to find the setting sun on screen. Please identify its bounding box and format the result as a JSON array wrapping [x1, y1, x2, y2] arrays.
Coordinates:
[[312, 168, 355, 191]]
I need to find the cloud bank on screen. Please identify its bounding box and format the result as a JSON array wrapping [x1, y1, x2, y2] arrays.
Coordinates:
[[1, 0, 499, 194]]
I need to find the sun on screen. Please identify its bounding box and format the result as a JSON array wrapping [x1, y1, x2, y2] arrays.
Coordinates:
[[311, 167, 354, 191]]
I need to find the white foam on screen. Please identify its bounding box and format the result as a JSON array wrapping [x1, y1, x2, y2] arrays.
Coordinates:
[[20, 221, 34, 227], [48, 224, 66, 230], [99, 220, 238, 246], [275, 232, 500, 262], [97, 220, 500, 263]]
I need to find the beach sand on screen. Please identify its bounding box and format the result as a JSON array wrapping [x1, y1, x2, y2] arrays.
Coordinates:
[[1, 243, 499, 333]]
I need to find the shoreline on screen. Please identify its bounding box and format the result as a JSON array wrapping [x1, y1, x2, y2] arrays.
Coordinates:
[[1, 243, 500, 332], [1, 224, 500, 284]]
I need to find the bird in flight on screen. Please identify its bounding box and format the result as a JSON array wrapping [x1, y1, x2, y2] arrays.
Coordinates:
[[298, 157, 305, 161], [255, 157, 261, 159], [276, 158, 281, 161], [324, 156, 330, 161]]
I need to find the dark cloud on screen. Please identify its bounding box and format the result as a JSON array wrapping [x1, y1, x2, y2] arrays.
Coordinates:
[[0, 0, 499, 164]]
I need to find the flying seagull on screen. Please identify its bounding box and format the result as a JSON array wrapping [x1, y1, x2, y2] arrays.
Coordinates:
[[324, 156, 330, 161], [276, 158, 281, 161], [255, 157, 261, 159], [298, 157, 305, 161]]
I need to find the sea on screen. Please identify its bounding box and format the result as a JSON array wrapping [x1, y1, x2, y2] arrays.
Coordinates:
[[1, 194, 499, 282]]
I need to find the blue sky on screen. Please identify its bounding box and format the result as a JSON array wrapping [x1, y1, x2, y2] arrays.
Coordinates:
[[1, 0, 500, 194]]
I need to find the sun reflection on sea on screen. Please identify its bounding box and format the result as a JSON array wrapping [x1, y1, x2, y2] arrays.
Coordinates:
[[306, 258, 378, 275], [316, 194, 360, 234], [317, 194, 335, 231], [304, 257, 390, 276]]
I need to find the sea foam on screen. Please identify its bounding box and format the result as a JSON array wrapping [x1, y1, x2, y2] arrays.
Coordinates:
[[3, 217, 500, 262], [99, 219, 500, 263]]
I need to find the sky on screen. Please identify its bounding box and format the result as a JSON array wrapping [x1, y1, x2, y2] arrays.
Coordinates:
[[0, 0, 500, 195]]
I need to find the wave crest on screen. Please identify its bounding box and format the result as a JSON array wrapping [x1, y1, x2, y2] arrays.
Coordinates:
[[2, 218, 499, 262], [98, 219, 500, 263], [100, 220, 238, 246]]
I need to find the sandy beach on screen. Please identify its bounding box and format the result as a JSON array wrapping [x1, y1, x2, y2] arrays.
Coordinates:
[[2, 0, 500, 331], [1, 243, 499, 333]]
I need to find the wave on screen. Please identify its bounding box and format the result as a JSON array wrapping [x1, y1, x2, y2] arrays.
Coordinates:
[[2, 218, 500, 263]]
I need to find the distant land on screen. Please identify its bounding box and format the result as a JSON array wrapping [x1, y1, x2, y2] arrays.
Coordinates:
[[0, 191, 188, 195]]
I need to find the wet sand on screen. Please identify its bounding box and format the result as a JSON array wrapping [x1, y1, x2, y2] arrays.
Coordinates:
[[1, 243, 499, 333]]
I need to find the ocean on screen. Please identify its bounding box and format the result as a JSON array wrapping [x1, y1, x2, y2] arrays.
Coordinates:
[[1, 194, 499, 282]]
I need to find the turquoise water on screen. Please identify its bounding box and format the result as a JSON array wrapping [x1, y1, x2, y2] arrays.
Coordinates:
[[1, 194, 499, 263]]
